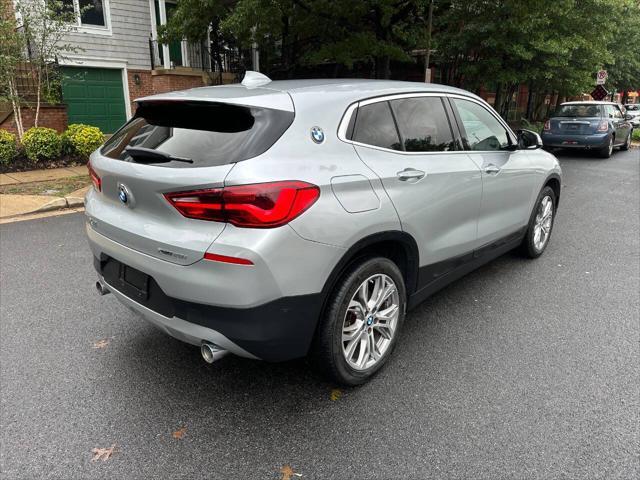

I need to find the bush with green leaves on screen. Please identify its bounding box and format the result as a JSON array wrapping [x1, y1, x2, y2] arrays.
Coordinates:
[[22, 127, 62, 163], [0, 130, 18, 165], [633, 129, 640, 142], [62, 123, 104, 158]]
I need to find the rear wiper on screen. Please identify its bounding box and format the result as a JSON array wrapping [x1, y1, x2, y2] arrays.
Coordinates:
[[124, 146, 193, 164]]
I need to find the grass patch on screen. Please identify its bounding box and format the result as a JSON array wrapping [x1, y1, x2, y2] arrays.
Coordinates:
[[632, 129, 640, 141], [0, 175, 91, 197]]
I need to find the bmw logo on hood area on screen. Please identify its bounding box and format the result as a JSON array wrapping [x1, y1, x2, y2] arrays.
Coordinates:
[[310, 126, 325, 144]]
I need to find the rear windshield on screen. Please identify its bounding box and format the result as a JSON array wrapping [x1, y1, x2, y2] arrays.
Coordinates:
[[101, 101, 294, 167], [554, 104, 602, 118]]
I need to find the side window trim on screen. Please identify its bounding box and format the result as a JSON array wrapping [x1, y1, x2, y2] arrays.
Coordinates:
[[386, 101, 406, 152], [442, 97, 464, 151]]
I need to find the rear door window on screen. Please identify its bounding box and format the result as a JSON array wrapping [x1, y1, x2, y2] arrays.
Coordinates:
[[351, 102, 402, 151], [101, 101, 294, 167], [389, 97, 456, 152]]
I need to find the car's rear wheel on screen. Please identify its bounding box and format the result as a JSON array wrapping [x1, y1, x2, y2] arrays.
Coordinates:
[[520, 186, 556, 259], [620, 131, 632, 151], [598, 136, 614, 158], [311, 257, 406, 385]]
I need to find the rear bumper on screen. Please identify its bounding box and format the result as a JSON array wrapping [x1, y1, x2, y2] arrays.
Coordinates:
[[95, 265, 322, 361], [86, 221, 344, 361], [541, 132, 610, 149]]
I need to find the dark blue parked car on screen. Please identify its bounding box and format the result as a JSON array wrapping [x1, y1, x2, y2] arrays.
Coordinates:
[[541, 101, 633, 158]]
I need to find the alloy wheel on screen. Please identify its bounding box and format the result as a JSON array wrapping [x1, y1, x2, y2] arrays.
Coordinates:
[[342, 274, 400, 371], [533, 195, 553, 252]]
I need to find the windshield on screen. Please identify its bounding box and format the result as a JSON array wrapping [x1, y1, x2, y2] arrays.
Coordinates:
[[101, 101, 294, 167], [554, 104, 603, 118]]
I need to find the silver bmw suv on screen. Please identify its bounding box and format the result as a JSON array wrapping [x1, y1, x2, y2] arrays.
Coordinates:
[[86, 73, 561, 385]]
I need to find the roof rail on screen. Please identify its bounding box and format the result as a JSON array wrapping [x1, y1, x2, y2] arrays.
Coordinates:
[[241, 71, 272, 88]]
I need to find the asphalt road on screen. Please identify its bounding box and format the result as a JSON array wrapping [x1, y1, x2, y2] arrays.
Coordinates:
[[1, 149, 638, 480]]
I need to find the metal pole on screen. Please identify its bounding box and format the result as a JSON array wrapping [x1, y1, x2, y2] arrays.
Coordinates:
[[425, 0, 434, 82]]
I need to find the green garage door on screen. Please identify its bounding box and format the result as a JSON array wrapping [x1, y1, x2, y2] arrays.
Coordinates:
[[61, 67, 127, 133]]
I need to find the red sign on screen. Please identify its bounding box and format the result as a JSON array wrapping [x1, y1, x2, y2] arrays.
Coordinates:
[[591, 85, 609, 101]]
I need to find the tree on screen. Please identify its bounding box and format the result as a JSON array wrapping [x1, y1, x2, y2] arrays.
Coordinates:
[[0, 0, 26, 138], [12, 0, 78, 129], [156, 0, 234, 84]]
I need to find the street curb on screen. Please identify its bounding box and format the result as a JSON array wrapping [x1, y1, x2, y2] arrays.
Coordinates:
[[1, 195, 85, 220]]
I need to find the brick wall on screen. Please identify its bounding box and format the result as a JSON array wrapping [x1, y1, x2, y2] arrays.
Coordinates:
[[127, 69, 154, 114], [151, 72, 206, 95], [127, 69, 207, 114], [0, 105, 68, 135]]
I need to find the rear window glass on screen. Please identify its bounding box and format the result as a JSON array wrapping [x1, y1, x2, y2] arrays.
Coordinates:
[[555, 104, 602, 117], [101, 101, 294, 167]]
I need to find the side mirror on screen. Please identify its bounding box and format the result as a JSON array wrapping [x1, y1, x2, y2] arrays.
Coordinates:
[[625, 114, 634, 120], [517, 129, 543, 150]]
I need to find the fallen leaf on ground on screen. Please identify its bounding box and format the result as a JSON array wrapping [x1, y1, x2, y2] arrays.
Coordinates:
[[330, 388, 342, 401], [172, 427, 187, 439], [91, 444, 116, 462], [92, 339, 110, 349], [280, 465, 302, 480]]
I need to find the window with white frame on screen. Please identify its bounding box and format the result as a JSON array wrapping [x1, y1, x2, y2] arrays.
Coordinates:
[[61, 0, 109, 29]]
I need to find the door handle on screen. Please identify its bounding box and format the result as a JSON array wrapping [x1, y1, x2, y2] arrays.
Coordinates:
[[397, 168, 426, 181], [484, 163, 501, 175]]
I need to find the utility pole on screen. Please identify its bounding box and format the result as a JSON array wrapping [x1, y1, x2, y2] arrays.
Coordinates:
[[425, 0, 434, 83]]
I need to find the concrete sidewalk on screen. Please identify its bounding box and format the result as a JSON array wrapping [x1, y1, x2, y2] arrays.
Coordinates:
[[0, 165, 89, 219]]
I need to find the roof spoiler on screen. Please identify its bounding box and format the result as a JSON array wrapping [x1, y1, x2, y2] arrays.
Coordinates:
[[241, 71, 272, 88]]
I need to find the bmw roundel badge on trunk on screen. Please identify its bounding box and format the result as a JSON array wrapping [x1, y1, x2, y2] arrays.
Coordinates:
[[118, 185, 128, 204], [118, 183, 134, 207], [311, 126, 325, 144]]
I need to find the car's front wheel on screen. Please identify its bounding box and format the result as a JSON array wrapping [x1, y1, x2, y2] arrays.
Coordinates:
[[520, 186, 556, 258], [312, 257, 406, 385]]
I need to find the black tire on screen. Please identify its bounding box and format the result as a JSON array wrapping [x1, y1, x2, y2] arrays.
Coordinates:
[[310, 257, 406, 386], [620, 131, 632, 151], [597, 136, 614, 158], [520, 186, 557, 259]]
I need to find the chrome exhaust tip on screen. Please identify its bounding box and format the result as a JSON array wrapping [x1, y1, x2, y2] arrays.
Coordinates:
[[95, 280, 110, 296], [201, 342, 228, 364]]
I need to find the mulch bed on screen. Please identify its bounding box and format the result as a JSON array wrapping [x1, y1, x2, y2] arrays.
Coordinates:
[[0, 155, 88, 174]]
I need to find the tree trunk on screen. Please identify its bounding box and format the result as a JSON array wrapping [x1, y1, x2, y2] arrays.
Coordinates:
[[34, 68, 41, 128], [525, 83, 534, 121], [494, 82, 504, 111], [375, 55, 390, 79], [8, 79, 24, 140]]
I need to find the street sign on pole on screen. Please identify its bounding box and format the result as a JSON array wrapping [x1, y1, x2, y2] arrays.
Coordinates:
[[591, 84, 609, 101], [596, 69, 608, 85]]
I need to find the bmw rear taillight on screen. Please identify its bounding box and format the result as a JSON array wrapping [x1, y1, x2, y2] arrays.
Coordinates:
[[543, 120, 551, 131], [164, 181, 320, 228], [87, 161, 101, 191], [597, 120, 609, 132]]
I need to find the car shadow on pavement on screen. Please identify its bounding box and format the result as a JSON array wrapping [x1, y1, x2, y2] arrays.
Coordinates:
[[103, 249, 532, 423]]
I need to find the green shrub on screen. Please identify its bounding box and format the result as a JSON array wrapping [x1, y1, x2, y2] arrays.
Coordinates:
[[0, 130, 18, 165], [633, 129, 640, 141], [62, 123, 104, 158], [22, 127, 62, 163]]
